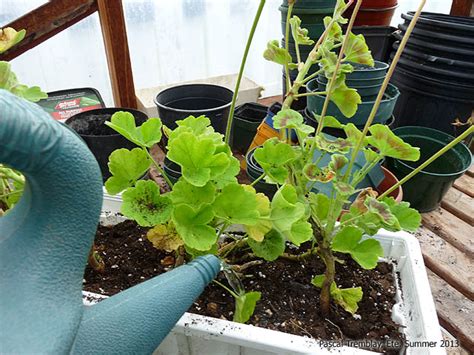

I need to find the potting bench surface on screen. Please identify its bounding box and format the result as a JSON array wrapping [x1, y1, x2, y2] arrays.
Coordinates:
[[150, 122, 474, 355]]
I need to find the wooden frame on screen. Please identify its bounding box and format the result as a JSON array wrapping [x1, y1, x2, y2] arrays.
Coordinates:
[[0, 0, 137, 108], [450, 0, 474, 16]]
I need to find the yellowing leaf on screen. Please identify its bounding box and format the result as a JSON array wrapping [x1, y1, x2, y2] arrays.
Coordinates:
[[147, 224, 184, 252]]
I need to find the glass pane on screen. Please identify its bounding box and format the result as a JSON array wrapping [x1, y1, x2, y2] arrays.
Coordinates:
[[0, 0, 48, 26]]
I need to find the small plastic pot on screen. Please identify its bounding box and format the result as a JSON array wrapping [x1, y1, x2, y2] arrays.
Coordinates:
[[231, 103, 268, 154], [348, 5, 398, 26], [282, 0, 337, 9], [66, 108, 148, 181], [154, 84, 233, 134], [361, 0, 398, 9], [352, 26, 397, 63], [316, 78, 382, 98], [318, 74, 386, 87], [245, 148, 277, 198], [306, 79, 399, 125], [386, 126, 472, 212]]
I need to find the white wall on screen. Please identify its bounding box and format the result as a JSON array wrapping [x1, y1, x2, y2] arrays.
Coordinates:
[[1, 0, 452, 106]]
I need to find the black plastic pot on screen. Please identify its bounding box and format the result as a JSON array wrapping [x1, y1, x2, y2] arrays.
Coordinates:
[[282, 0, 337, 9], [163, 158, 182, 185], [402, 12, 474, 37], [386, 126, 472, 212], [280, 5, 334, 41], [231, 103, 268, 153], [282, 70, 307, 111], [245, 148, 278, 198], [390, 66, 474, 135], [351, 26, 397, 63], [281, 38, 316, 63], [65, 108, 148, 181], [154, 84, 233, 134]]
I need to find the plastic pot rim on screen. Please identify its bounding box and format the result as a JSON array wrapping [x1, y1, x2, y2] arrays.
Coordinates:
[[316, 77, 382, 90], [391, 126, 473, 178], [154, 84, 233, 114], [357, 4, 399, 12], [65, 107, 148, 138], [403, 12, 474, 34], [279, 5, 335, 14]]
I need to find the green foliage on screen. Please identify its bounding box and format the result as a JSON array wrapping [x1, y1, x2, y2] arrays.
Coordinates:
[[312, 275, 363, 314], [106, 112, 162, 148], [248, 229, 285, 261], [169, 180, 216, 208], [0, 28, 25, 53], [173, 204, 217, 251], [289, 16, 314, 46], [254, 138, 296, 184], [343, 33, 374, 66], [213, 183, 260, 225], [263, 40, 292, 65], [234, 291, 261, 323], [367, 125, 420, 161], [105, 148, 151, 194], [121, 180, 172, 227], [0, 62, 47, 102]]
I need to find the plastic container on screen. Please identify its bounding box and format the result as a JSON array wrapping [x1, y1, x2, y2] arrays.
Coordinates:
[[352, 26, 397, 63], [154, 84, 233, 134], [316, 78, 382, 98], [163, 158, 182, 186], [306, 79, 399, 125], [279, 5, 334, 40], [402, 11, 474, 37], [282, 69, 307, 111], [390, 66, 474, 135], [347, 5, 398, 26], [90, 195, 445, 355], [386, 126, 472, 212], [319, 74, 386, 87], [282, 0, 337, 9], [245, 148, 278, 198], [65, 108, 148, 181], [37, 87, 105, 121], [231, 103, 268, 153]]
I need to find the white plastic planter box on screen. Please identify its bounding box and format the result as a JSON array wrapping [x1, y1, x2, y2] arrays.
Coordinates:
[[85, 195, 445, 355]]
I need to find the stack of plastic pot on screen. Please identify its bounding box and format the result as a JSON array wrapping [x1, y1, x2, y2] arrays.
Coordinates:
[[305, 60, 400, 129], [390, 12, 474, 136], [280, 0, 337, 110], [346, 0, 398, 26]]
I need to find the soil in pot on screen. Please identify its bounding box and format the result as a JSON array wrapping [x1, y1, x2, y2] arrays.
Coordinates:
[[83, 220, 405, 354]]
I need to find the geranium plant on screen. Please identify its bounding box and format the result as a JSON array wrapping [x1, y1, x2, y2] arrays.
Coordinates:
[[104, 0, 473, 325]]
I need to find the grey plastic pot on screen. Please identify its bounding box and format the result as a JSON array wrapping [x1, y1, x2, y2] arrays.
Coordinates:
[[386, 126, 472, 212]]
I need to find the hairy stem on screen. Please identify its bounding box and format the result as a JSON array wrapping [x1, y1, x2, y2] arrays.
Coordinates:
[[284, 3, 294, 93], [225, 0, 266, 144], [319, 243, 336, 317], [144, 149, 174, 188]]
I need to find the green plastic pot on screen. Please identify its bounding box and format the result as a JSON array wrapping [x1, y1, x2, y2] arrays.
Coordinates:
[[306, 79, 400, 125], [318, 74, 386, 87], [245, 148, 278, 198], [280, 5, 334, 40], [282, 0, 337, 9], [231, 103, 267, 153], [386, 126, 472, 212], [316, 78, 382, 98]]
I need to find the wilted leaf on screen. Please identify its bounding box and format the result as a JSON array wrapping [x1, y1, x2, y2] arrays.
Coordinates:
[[312, 274, 363, 314], [263, 40, 292, 65], [121, 180, 173, 227], [330, 74, 361, 118], [0, 28, 26, 53], [344, 33, 374, 66], [303, 164, 335, 183], [147, 224, 184, 252], [289, 16, 314, 46], [273, 109, 314, 138], [367, 125, 420, 161], [364, 197, 399, 228], [315, 135, 353, 154]]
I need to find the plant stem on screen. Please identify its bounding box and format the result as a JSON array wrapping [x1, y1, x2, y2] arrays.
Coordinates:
[[294, 91, 327, 98], [224, 0, 266, 144], [250, 173, 266, 186], [284, 3, 294, 93], [0, 168, 25, 184], [144, 149, 174, 188], [314, 0, 362, 137], [213, 280, 240, 299], [218, 238, 248, 257], [344, 0, 426, 181], [379, 126, 474, 199], [0, 190, 23, 199], [319, 243, 336, 317], [280, 248, 319, 261]]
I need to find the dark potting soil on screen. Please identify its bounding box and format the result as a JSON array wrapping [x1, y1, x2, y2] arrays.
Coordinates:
[[69, 113, 117, 136], [83, 220, 405, 354]]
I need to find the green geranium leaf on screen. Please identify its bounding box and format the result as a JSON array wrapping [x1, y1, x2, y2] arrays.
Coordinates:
[[324, 16, 342, 41], [365, 197, 399, 228], [344, 123, 364, 145], [245, 191, 272, 242], [167, 132, 230, 187], [185, 244, 218, 258], [248, 229, 285, 261], [271, 185, 306, 240], [172, 204, 217, 251], [0, 28, 26, 53], [121, 180, 173, 227], [107, 112, 162, 148], [105, 148, 151, 194], [303, 164, 335, 183], [334, 181, 355, 196], [367, 125, 420, 161], [213, 183, 259, 225], [341, 206, 383, 236], [312, 274, 363, 314], [309, 192, 330, 222], [289, 16, 314, 46], [289, 219, 313, 245], [11, 85, 47, 102], [382, 197, 421, 232], [344, 32, 374, 66], [254, 138, 296, 184], [234, 291, 261, 323], [263, 40, 292, 65], [332, 225, 383, 269], [169, 180, 216, 208], [273, 109, 314, 138], [313, 113, 345, 129], [330, 74, 361, 118], [363, 148, 381, 164], [332, 286, 363, 315], [177, 115, 211, 134], [213, 155, 240, 188], [315, 135, 353, 154], [329, 154, 348, 174], [147, 223, 184, 252]]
